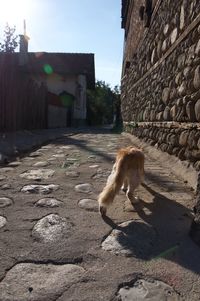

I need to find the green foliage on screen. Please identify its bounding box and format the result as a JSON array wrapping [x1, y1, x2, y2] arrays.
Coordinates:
[[87, 80, 121, 126], [0, 23, 18, 53], [112, 85, 122, 127]]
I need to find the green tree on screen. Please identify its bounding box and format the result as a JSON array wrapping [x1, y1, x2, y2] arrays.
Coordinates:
[[87, 80, 121, 126], [112, 85, 122, 127], [0, 23, 18, 53]]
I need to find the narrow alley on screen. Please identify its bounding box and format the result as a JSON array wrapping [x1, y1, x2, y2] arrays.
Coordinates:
[[0, 129, 199, 301]]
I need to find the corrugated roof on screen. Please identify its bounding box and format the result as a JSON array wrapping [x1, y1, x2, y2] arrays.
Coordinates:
[[0, 52, 95, 89], [25, 52, 95, 89]]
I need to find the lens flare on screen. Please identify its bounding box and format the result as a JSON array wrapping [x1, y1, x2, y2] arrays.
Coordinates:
[[43, 64, 53, 75]]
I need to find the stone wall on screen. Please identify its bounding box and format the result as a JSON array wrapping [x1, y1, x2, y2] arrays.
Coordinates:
[[124, 121, 200, 171], [122, 0, 146, 74], [121, 0, 200, 245], [121, 0, 200, 172]]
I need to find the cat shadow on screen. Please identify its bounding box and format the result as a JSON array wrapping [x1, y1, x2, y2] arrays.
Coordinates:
[[102, 183, 200, 275], [101, 214, 123, 230]]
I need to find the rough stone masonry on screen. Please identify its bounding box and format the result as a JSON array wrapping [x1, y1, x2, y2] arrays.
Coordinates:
[[121, 0, 200, 245]]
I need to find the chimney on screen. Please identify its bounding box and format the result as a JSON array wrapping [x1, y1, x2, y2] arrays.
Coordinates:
[[19, 20, 30, 66], [19, 34, 29, 53]]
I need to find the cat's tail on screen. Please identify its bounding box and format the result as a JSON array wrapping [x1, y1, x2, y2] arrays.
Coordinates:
[[98, 157, 125, 215]]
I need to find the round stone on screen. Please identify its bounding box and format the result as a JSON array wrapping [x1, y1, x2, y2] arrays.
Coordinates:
[[47, 157, 57, 162], [117, 278, 181, 301], [78, 199, 99, 212], [32, 214, 71, 243], [62, 159, 79, 169], [75, 183, 93, 193], [170, 105, 178, 120], [56, 149, 64, 154], [21, 184, 59, 194], [20, 169, 55, 180], [65, 171, 80, 178], [162, 39, 167, 52], [195, 39, 200, 56], [41, 145, 52, 150], [52, 154, 65, 158], [0, 263, 84, 301], [163, 24, 169, 35], [8, 161, 21, 167], [0, 197, 13, 208], [186, 101, 196, 121], [180, 5, 184, 30], [151, 48, 156, 64], [23, 157, 34, 162], [179, 131, 189, 146], [35, 198, 62, 208], [162, 87, 170, 104], [178, 81, 186, 96], [92, 168, 110, 180], [195, 99, 200, 121], [193, 66, 200, 90], [66, 158, 79, 162], [0, 216, 7, 228], [101, 220, 156, 258], [0, 167, 14, 172], [59, 145, 72, 150], [89, 165, 99, 168], [171, 28, 178, 44], [29, 151, 42, 157], [163, 107, 171, 121], [64, 158, 79, 167], [33, 161, 49, 167]]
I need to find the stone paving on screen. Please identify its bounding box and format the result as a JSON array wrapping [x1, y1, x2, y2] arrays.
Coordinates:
[[0, 130, 200, 300]]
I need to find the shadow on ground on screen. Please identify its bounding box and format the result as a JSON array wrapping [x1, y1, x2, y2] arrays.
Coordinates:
[[54, 133, 117, 163], [102, 183, 200, 276]]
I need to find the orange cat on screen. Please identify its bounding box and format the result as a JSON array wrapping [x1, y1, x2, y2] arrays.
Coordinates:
[[98, 146, 144, 216]]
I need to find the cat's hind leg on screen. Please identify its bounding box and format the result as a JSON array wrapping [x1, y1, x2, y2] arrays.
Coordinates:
[[122, 177, 128, 193], [126, 172, 140, 204]]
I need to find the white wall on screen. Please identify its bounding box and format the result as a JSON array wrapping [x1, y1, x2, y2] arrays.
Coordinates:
[[31, 73, 87, 125], [73, 74, 87, 120]]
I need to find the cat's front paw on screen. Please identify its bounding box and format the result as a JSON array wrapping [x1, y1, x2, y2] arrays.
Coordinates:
[[131, 196, 140, 204], [121, 186, 127, 193]]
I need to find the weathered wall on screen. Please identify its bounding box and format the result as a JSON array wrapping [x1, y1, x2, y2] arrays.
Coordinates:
[[48, 105, 67, 128], [121, 0, 200, 171], [122, 0, 160, 73], [122, 0, 145, 74], [73, 75, 87, 123], [0, 54, 47, 132], [32, 73, 87, 126]]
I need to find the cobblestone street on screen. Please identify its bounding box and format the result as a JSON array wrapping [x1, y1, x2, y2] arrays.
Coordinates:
[[0, 129, 200, 301]]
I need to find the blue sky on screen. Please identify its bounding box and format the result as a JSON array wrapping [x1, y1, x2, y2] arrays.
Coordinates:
[[0, 0, 124, 88]]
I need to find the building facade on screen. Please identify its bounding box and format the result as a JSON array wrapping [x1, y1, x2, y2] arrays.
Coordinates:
[[19, 35, 95, 128], [121, 0, 200, 245], [121, 0, 200, 170]]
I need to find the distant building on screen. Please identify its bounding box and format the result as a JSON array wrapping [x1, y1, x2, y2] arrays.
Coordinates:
[[19, 34, 95, 128]]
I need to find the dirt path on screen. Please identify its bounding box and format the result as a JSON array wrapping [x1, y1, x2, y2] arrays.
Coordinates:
[[0, 130, 199, 301]]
